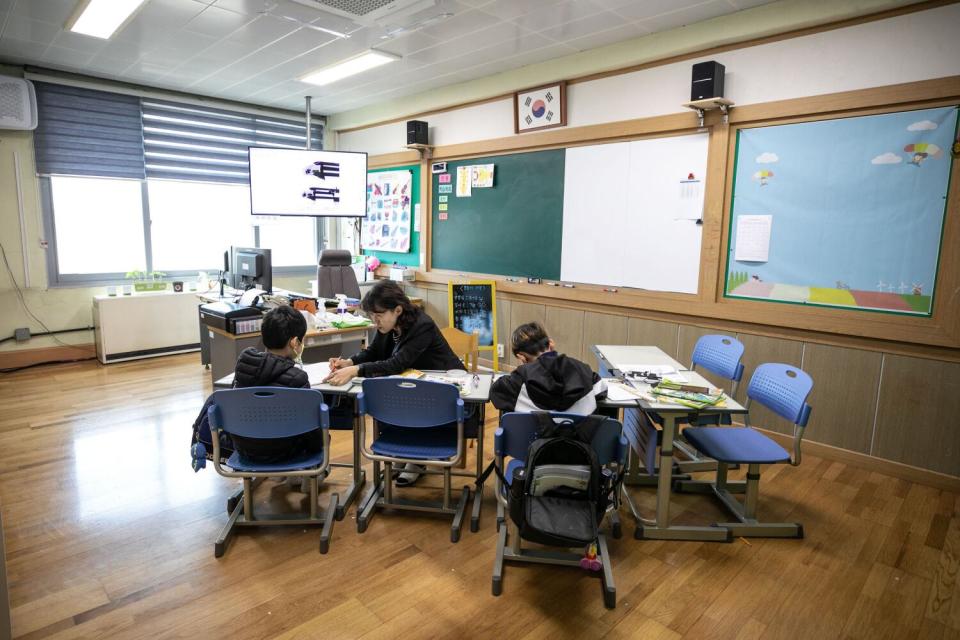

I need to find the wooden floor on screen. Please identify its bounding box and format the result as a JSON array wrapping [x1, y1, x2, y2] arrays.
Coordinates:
[[0, 354, 958, 639]]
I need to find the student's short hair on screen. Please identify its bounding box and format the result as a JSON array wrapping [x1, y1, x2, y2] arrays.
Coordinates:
[[511, 321, 551, 357], [261, 305, 307, 349], [361, 280, 419, 332]]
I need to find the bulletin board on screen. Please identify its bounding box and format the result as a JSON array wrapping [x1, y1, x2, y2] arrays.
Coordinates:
[[363, 164, 421, 267], [725, 105, 959, 316]]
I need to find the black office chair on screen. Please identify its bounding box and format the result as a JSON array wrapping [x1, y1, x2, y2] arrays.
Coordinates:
[[317, 250, 361, 299]]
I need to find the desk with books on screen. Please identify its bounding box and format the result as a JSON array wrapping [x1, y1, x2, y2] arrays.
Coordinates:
[[593, 345, 748, 542]]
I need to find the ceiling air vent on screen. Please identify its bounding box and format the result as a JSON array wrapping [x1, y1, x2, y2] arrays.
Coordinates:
[[290, 0, 436, 26]]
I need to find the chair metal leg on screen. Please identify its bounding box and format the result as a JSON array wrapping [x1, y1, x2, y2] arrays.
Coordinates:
[[597, 533, 616, 609], [357, 473, 382, 534], [384, 461, 393, 505], [309, 477, 318, 520], [242, 477, 254, 522], [214, 499, 244, 558], [450, 485, 470, 543], [443, 467, 451, 511], [491, 520, 507, 596], [320, 493, 338, 554]]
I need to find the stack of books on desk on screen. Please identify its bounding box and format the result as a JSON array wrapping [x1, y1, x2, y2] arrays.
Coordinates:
[[650, 384, 724, 410]]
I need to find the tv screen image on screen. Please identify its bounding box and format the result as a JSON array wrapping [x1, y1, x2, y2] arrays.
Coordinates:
[[248, 148, 368, 218]]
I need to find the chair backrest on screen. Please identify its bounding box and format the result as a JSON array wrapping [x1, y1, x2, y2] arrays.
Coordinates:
[[496, 412, 626, 466], [440, 326, 479, 373], [691, 334, 745, 386], [208, 387, 329, 439], [746, 363, 813, 427], [317, 249, 361, 299], [359, 378, 464, 427]]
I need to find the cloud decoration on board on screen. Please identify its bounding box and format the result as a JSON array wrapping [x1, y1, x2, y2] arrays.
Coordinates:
[[907, 120, 938, 131], [871, 152, 903, 165], [755, 152, 779, 163]]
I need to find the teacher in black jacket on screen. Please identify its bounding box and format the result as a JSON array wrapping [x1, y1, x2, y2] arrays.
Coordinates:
[[324, 280, 466, 486], [324, 279, 463, 383]]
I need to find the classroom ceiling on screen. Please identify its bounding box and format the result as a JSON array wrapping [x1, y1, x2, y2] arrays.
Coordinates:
[[0, 0, 778, 116]]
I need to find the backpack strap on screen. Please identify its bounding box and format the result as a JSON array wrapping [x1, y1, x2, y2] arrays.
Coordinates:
[[476, 458, 509, 488], [532, 411, 558, 437], [574, 414, 607, 444]]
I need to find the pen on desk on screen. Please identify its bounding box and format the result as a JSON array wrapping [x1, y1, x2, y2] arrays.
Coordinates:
[[545, 282, 559, 286], [562, 283, 575, 288], [505, 277, 520, 282], [603, 288, 618, 293]]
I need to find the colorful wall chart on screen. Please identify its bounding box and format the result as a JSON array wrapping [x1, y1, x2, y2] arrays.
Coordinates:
[[725, 105, 958, 315], [362, 169, 412, 253]]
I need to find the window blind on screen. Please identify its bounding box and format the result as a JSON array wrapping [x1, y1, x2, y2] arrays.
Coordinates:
[[141, 100, 323, 184], [32, 82, 146, 180]]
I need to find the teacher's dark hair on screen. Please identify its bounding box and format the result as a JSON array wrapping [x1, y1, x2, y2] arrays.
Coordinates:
[[361, 280, 420, 333]]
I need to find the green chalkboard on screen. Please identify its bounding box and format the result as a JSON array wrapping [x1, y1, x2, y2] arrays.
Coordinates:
[[431, 149, 564, 279]]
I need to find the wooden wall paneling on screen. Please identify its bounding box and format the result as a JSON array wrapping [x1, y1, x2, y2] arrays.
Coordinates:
[[582, 311, 628, 355], [424, 288, 448, 327], [800, 343, 882, 455], [509, 301, 546, 367], [737, 333, 804, 435], [626, 316, 679, 359], [872, 354, 960, 476], [495, 294, 511, 368], [544, 306, 585, 361]]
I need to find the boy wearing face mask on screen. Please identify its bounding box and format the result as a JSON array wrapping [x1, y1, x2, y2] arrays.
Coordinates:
[[190, 305, 321, 468]]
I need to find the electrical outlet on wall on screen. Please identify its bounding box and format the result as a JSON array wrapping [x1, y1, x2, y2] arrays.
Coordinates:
[[496, 343, 504, 358]]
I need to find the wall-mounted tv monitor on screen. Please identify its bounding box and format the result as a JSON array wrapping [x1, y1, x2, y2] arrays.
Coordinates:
[[248, 147, 368, 218]]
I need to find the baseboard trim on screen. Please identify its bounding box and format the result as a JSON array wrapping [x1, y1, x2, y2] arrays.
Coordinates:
[[0, 343, 96, 370], [757, 427, 960, 493]]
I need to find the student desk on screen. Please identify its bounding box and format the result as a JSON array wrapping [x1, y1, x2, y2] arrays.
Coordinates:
[[214, 372, 493, 526], [592, 346, 748, 542], [205, 324, 369, 383]]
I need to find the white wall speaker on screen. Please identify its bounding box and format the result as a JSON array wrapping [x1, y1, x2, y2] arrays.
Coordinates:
[[0, 76, 38, 130]]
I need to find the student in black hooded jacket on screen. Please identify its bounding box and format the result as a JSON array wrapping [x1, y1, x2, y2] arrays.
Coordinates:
[[491, 321, 607, 415], [190, 305, 321, 468]]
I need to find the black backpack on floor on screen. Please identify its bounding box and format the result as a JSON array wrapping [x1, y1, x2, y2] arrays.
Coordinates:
[[507, 412, 612, 547]]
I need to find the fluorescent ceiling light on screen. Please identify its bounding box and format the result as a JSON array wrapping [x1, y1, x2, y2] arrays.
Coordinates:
[[69, 0, 147, 39], [301, 50, 400, 87]]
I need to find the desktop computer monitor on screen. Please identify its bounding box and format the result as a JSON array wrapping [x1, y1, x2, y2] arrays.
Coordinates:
[[228, 246, 272, 293]]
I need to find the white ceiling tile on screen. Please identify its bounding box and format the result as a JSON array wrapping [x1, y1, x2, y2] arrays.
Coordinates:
[[183, 5, 255, 38], [50, 29, 110, 53], [535, 11, 632, 42], [212, 0, 279, 16], [263, 25, 338, 56], [96, 37, 151, 60], [508, 0, 611, 34], [43, 44, 95, 66], [375, 30, 441, 57], [564, 22, 649, 52], [593, 0, 698, 13], [419, 8, 501, 42], [637, 0, 734, 32], [158, 30, 219, 56], [10, 0, 76, 25], [224, 14, 300, 46], [185, 38, 250, 64], [3, 15, 61, 42], [85, 55, 137, 75], [0, 37, 47, 60]]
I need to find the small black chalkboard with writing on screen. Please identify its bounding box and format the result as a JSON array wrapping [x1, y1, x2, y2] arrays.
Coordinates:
[[448, 281, 498, 370]]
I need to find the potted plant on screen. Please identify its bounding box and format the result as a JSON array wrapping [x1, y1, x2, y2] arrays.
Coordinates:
[[126, 270, 168, 292]]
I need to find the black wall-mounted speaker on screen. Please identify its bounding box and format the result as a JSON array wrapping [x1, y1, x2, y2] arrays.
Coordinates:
[[406, 120, 428, 145], [691, 61, 725, 101]]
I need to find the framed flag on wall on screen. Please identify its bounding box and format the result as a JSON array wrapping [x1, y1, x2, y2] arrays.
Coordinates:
[[514, 81, 566, 134]]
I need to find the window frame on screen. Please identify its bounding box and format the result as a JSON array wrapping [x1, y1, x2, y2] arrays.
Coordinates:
[[41, 175, 323, 288]]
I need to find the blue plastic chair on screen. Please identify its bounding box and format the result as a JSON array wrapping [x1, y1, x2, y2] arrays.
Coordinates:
[[676, 363, 813, 538], [355, 378, 470, 542], [207, 387, 337, 556], [492, 412, 628, 609], [645, 335, 746, 472]]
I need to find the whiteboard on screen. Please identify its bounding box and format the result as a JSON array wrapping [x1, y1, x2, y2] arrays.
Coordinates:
[[560, 133, 709, 294]]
